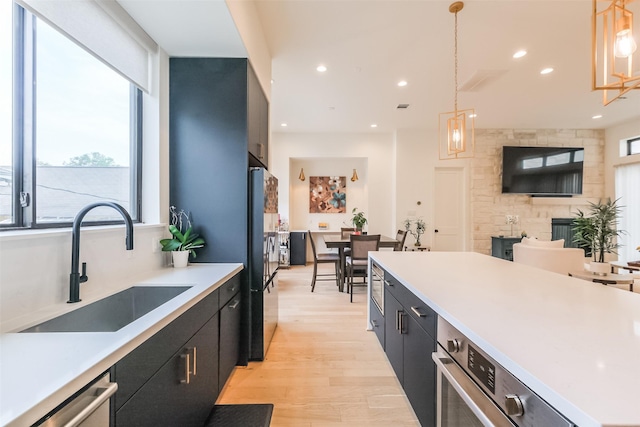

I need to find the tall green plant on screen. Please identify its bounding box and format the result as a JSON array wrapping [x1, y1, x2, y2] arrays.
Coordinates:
[[572, 199, 624, 263]]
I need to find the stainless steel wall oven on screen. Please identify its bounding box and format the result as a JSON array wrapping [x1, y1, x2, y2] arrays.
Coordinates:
[[370, 262, 384, 314], [432, 317, 574, 427]]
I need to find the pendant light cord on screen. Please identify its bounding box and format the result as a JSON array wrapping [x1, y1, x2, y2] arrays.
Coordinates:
[[454, 10, 458, 115]]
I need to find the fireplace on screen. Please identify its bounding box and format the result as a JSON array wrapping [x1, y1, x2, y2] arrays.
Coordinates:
[[551, 218, 590, 256]]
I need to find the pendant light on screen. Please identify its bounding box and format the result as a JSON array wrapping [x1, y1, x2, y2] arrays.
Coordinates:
[[298, 168, 305, 181], [351, 169, 359, 182], [439, 2, 475, 160], [592, 0, 640, 105]]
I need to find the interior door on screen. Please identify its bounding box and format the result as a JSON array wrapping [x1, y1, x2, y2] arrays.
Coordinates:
[[433, 168, 465, 251]]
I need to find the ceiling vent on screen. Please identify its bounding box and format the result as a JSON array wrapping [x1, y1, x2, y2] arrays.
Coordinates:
[[459, 69, 507, 92], [397, 104, 410, 109]]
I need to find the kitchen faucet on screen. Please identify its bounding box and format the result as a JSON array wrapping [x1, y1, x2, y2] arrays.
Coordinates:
[[69, 202, 134, 303]]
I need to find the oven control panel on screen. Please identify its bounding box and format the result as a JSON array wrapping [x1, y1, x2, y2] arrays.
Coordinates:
[[468, 344, 495, 394]]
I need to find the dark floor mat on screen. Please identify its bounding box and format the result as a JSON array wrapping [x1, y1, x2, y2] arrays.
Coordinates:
[[204, 404, 273, 427]]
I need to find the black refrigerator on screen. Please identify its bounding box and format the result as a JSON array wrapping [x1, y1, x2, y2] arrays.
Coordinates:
[[249, 167, 279, 360]]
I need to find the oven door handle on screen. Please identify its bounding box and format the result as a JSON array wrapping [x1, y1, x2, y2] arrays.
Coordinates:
[[432, 352, 515, 427]]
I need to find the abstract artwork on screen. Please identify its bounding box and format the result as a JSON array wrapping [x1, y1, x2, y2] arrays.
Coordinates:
[[309, 176, 346, 213]]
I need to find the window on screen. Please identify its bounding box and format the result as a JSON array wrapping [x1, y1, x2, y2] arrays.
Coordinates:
[[0, 1, 13, 225], [628, 137, 640, 156], [615, 162, 640, 262], [2, 4, 142, 228]]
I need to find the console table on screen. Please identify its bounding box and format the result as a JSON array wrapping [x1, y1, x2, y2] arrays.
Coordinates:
[[491, 236, 521, 261]]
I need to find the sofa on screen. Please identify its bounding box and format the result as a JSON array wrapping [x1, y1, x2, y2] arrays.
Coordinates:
[[512, 237, 587, 275]]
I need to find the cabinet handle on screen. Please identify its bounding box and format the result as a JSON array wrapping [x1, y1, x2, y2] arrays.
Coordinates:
[[192, 346, 197, 376], [180, 352, 191, 384], [411, 306, 427, 318], [228, 299, 240, 310], [385, 279, 392, 287], [399, 312, 406, 335], [395, 310, 400, 331]]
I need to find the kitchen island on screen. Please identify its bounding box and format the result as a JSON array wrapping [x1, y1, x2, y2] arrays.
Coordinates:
[[0, 263, 242, 427], [369, 251, 640, 427]]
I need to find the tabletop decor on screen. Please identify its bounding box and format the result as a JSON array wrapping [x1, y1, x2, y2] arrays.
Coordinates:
[[572, 198, 625, 275], [351, 208, 367, 233], [506, 214, 519, 236], [309, 176, 346, 213], [160, 206, 206, 268], [404, 217, 426, 246]]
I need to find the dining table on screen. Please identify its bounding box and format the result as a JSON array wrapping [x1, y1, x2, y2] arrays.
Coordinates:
[[323, 234, 399, 292]]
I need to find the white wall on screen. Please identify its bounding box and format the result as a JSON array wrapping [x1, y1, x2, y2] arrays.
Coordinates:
[[271, 132, 395, 236]]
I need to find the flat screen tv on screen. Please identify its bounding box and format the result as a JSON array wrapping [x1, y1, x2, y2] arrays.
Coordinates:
[[501, 146, 584, 196]]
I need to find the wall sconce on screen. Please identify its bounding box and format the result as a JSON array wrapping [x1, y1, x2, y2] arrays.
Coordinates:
[[439, 2, 475, 160], [298, 168, 305, 181], [351, 169, 359, 182], [592, 0, 640, 105]]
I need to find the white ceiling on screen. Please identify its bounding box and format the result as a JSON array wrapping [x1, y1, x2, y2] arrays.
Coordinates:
[[120, 0, 640, 134]]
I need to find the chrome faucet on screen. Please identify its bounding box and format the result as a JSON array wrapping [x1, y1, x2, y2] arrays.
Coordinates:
[[69, 202, 134, 303]]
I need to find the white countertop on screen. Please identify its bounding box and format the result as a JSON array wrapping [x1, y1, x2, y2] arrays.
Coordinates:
[[0, 263, 243, 427], [369, 251, 640, 427]]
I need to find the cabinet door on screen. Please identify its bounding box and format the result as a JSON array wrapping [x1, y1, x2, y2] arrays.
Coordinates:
[[384, 290, 404, 384], [370, 298, 384, 349], [115, 314, 219, 427], [290, 232, 307, 265], [219, 293, 241, 393], [403, 314, 436, 427]]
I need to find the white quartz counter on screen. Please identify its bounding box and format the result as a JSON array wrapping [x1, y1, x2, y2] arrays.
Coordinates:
[[0, 263, 243, 427], [369, 251, 640, 427]]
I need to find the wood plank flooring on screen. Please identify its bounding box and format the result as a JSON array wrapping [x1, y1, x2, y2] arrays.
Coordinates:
[[216, 264, 420, 426]]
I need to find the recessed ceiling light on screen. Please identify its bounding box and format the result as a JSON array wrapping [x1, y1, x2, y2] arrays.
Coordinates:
[[540, 67, 554, 75], [469, 113, 477, 118], [592, 114, 603, 119], [280, 123, 288, 127], [371, 124, 378, 128], [513, 50, 527, 59], [317, 65, 327, 72], [398, 80, 408, 87]]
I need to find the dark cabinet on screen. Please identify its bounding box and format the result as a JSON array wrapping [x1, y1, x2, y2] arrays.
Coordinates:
[[247, 64, 269, 167], [370, 299, 384, 348], [219, 293, 241, 393], [383, 272, 436, 427], [170, 58, 270, 364], [290, 232, 307, 265], [115, 314, 219, 427], [113, 273, 243, 426], [491, 236, 521, 261]]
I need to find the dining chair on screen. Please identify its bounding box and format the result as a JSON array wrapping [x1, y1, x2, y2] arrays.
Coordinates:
[[394, 229, 407, 251], [341, 227, 356, 238], [346, 234, 380, 302], [308, 231, 340, 292]]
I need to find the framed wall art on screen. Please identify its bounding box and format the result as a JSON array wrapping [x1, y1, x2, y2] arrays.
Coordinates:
[[309, 176, 346, 213]]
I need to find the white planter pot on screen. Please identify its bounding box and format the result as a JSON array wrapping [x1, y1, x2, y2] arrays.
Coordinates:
[[172, 251, 189, 268], [590, 261, 610, 276]]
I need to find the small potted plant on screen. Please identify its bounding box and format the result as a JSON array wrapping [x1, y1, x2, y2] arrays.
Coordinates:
[[351, 208, 367, 233], [404, 218, 426, 246], [160, 206, 205, 267], [572, 198, 625, 275]]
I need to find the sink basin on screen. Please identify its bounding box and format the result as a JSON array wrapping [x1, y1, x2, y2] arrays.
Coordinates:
[[20, 286, 192, 333]]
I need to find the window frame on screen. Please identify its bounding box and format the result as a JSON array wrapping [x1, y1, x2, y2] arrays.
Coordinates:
[[3, 3, 143, 231], [626, 136, 640, 156]]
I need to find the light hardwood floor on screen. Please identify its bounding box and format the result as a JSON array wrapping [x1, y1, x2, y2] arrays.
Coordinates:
[[217, 263, 420, 427]]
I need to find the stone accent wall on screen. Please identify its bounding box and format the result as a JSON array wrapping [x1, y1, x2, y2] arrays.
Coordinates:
[[471, 129, 605, 255]]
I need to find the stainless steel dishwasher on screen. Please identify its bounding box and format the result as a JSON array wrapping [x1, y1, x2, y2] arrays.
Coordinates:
[[36, 372, 117, 427]]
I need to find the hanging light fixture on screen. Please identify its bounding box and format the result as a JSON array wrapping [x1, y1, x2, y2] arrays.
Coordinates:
[[439, 2, 475, 160], [298, 168, 305, 181], [592, 0, 640, 105], [351, 169, 359, 182]]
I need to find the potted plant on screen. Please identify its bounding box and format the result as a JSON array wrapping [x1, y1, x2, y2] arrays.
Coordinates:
[[572, 198, 624, 275], [160, 206, 205, 267], [351, 208, 367, 233], [404, 218, 426, 246]]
